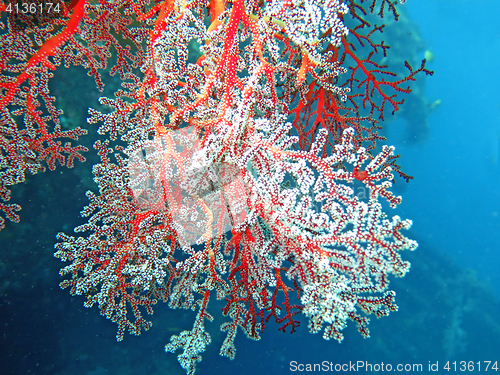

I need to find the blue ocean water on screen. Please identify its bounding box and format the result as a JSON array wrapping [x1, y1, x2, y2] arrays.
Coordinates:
[[401, 0, 500, 289], [0, 1, 499, 374]]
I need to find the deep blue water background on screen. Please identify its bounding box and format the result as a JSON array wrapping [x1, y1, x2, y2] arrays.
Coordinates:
[[1, 0, 499, 374], [401, 0, 500, 292]]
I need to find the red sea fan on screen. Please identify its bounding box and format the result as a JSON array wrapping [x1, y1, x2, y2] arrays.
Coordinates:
[[1, 0, 427, 374]]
